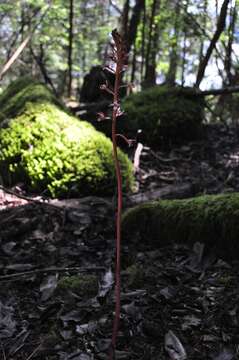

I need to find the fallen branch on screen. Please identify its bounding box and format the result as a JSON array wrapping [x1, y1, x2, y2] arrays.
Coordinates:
[[128, 183, 198, 206], [0, 266, 106, 282], [199, 85, 239, 97], [0, 185, 64, 212]]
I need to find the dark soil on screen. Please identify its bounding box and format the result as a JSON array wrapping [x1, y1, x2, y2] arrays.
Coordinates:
[[1, 124, 239, 360]]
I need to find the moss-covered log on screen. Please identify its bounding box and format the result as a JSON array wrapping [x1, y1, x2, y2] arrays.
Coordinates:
[[122, 193, 239, 260], [122, 86, 205, 145], [0, 77, 134, 197]]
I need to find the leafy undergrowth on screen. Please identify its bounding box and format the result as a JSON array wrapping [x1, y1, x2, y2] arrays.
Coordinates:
[[1, 124, 239, 359]]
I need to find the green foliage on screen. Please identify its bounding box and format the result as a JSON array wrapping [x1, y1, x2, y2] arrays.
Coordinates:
[[57, 274, 98, 297], [0, 0, 115, 93], [0, 76, 63, 121], [122, 193, 239, 260], [123, 86, 205, 145], [0, 79, 134, 197]]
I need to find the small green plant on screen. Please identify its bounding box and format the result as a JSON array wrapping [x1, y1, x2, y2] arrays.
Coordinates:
[[99, 29, 134, 360]]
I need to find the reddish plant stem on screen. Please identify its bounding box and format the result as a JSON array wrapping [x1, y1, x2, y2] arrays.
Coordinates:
[[109, 49, 123, 360]]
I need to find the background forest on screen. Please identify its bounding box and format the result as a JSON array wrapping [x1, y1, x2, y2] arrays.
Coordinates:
[[1, 0, 239, 120]]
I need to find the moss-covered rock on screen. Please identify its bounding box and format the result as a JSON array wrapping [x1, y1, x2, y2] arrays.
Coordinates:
[[0, 79, 134, 197], [57, 274, 98, 297], [122, 193, 239, 260], [122, 86, 205, 145], [0, 76, 63, 121]]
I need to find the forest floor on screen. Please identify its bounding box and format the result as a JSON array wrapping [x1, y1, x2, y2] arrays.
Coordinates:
[[1, 123, 239, 360]]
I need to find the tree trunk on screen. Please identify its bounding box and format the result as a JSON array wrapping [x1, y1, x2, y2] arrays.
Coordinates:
[[195, 0, 230, 88], [131, 43, 137, 84], [181, 33, 187, 86], [166, 0, 180, 86], [67, 0, 74, 98], [198, 0, 208, 72], [125, 0, 145, 54], [180, 0, 190, 85], [30, 45, 57, 95], [120, 0, 130, 40], [144, 0, 160, 88], [224, 1, 237, 85], [140, 3, 146, 81]]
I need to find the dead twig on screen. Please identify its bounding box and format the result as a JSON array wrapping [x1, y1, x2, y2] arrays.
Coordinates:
[[0, 185, 64, 212], [25, 343, 42, 360]]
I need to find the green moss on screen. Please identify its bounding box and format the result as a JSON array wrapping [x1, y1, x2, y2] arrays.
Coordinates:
[[122, 86, 205, 145], [0, 76, 63, 121], [125, 264, 146, 288], [57, 275, 98, 297], [122, 193, 239, 260], [0, 76, 35, 104], [0, 101, 134, 197]]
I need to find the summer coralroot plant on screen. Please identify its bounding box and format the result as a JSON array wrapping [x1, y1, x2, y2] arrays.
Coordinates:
[[98, 29, 133, 359]]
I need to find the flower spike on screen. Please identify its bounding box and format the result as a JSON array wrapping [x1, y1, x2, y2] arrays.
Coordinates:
[[99, 29, 134, 360]]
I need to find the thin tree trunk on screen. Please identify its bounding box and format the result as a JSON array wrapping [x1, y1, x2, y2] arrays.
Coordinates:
[[131, 43, 137, 83], [0, 35, 31, 80], [109, 0, 122, 15], [166, 0, 180, 86], [144, 0, 157, 83], [140, 2, 146, 81], [6, 9, 26, 60], [126, 0, 145, 54], [180, 0, 190, 85], [185, 6, 225, 65], [198, 0, 208, 70], [181, 33, 187, 86], [67, 0, 74, 98], [120, 0, 130, 40], [30, 45, 57, 95], [147, 15, 161, 85], [195, 0, 230, 88], [144, 0, 160, 87], [224, 0, 237, 85]]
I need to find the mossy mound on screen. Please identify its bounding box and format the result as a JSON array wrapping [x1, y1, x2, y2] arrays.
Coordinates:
[[122, 86, 205, 145], [57, 275, 98, 297], [0, 76, 63, 122], [124, 264, 146, 289], [0, 80, 134, 197], [122, 193, 239, 260]]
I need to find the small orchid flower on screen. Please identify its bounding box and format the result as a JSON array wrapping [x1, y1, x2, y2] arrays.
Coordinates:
[[96, 112, 106, 122]]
